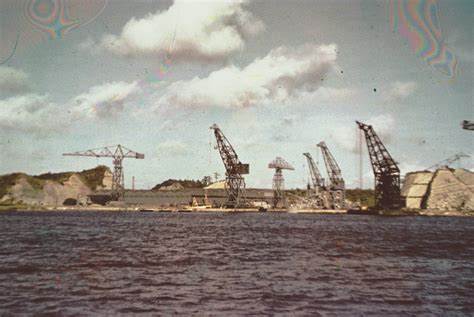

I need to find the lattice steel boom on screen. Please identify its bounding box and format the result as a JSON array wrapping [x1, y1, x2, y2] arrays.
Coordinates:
[[317, 142, 345, 209], [427, 153, 470, 170], [63, 144, 144, 201], [356, 121, 401, 210], [210, 124, 249, 208], [303, 152, 328, 208]]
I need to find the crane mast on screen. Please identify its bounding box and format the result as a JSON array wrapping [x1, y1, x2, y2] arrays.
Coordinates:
[[63, 144, 144, 201], [356, 121, 401, 210], [317, 142, 345, 209], [268, 157, 294, 208], [210, 124, 249, 208]]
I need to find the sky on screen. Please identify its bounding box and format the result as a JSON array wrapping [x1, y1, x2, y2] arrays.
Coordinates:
[[0, 0, 472, 190]]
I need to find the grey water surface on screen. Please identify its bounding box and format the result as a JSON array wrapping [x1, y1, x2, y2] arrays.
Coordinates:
[[0, 211, 473, 316]]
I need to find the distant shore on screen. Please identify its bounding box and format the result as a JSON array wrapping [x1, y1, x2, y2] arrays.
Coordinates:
[[0, 205, 472, 217]]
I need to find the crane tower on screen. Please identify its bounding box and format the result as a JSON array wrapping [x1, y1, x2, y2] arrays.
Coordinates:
[[356, 121, 401, 210], [303, 152, 328, 209], [268, 157, 294, 208], [63, 144, 144, 201], [210, 124, 249, 208], [317, 142, 345, 209]]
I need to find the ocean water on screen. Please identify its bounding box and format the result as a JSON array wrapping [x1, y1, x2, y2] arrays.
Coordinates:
[[0, 211, 473, 316]]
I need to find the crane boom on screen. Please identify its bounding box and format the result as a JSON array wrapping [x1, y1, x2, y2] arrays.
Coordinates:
[[63, 144, 144, 201], [427, 152, 470, 170], [356, 121, 401, 210], [210, 124, 249, 208], [317, 142, 345, 209], [303, 152, 329, 209], [303, 153, 325, 188]]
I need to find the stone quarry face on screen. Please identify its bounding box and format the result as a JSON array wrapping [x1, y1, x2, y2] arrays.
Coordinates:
[[402, 168, 474, 211]]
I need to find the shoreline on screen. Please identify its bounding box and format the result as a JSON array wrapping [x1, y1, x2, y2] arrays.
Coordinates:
[[0, 205, 472, 217]]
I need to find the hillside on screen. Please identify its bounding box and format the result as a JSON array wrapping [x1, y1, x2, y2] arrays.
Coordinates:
[[153, 179, 206, 191], [0, 166, 112, 206]]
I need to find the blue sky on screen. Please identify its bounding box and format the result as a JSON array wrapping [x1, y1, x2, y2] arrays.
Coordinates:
[[0, 0, 472, 189]]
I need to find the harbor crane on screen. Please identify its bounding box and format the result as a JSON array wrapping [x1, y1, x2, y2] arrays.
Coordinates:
[[303, 152, 328, 208], [317, 142, 345, 209], [63, 144, 144, 201], [356, 121, 401, 210], [210, 124, 249, 208], [268, 157, 294, 208], [427, 153, 470, 170]]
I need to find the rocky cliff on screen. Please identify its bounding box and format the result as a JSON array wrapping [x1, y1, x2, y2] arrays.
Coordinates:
[[402, 167, 474, 211], [0, 166, 112, 206]]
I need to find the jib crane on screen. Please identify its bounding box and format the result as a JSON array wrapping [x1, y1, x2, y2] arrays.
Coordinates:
[[317, 142, 345, 209], [427, 153, 470, 170], [210, 124, 249, 208], [303, 152, 328, 208], [268, 157, 294, 208], [63, 144, 144, 201], [356, 121, 401, 210]]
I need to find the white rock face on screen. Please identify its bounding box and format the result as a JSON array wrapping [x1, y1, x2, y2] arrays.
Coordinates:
[[101, 170, 113, 190], [402, 168, 474, 211], [402, 171, 433, 209], [426, 168, 474, 211], [8, 178, 43, 205], [6, 174, 91, 206]]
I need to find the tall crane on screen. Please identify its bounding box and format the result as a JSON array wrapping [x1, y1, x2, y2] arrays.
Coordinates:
[[356, 121, 401, 210], [210, 124, 249, 208], [268, 157, 294, 208], [303, 152, 328, 208], [317, 142, 345, 209], [427, 153, 470, 170], [63, 144, 144, 201]]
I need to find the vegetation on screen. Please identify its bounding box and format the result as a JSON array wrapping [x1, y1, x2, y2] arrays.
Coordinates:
[[0, 166, 110, 201], [346, 189, 375, 207], [286, 188, 375, 207], [153, 179, 206, 190]]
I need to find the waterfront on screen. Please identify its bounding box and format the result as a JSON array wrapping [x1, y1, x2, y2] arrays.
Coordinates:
[[0, 211, 473, 315]]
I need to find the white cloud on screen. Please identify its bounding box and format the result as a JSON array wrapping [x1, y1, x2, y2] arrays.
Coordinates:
[[156, 140, 189, 156], [156, 43, 339, 109], [383, 81, 417, 102], [0, 81, 140, 136], [71, 81, 140, 119], [330, 114, 396, 153], [100, 0, 264, 61], [0, 66, 30, 95], [0, 94, 65, 135]]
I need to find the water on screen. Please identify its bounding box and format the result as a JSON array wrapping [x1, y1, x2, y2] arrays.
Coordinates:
[[0, 211, 473, 316]]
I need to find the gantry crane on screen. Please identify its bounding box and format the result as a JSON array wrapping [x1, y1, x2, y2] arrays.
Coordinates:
[[63, 144, 144, 201], [210, 124, 249, 208], [317, 142, 345, 209], [427, 153, 470, 170], [303, 152, 328, 209], [356, 121, 401, 210], [268, 157, 294, 208]]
